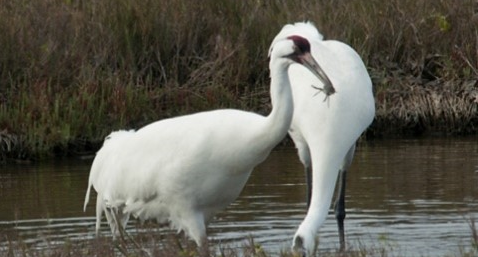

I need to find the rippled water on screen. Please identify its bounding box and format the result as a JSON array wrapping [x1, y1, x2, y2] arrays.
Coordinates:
[[1, 138, 477, 256]]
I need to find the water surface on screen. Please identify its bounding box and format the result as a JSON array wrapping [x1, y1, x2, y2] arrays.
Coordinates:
[[1, 138, 477, 256]]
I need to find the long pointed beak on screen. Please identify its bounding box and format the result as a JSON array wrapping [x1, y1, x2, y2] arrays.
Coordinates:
[[299, 52, 336, 99]]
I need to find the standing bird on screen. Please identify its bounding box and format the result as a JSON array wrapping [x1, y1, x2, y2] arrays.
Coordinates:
[[270, 22, 375, 256], [83, 35, 336, 246]]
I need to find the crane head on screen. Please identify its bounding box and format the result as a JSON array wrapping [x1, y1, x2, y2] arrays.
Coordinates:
[[283, 35, 336, 99], [269, 22, 336, 101]]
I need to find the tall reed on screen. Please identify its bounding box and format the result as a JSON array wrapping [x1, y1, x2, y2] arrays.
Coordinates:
[[1, 0, 477, 160]]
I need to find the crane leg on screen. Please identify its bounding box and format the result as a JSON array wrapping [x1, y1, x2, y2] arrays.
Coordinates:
[[95, 196, 104, 237], [304, 165, 312, 209], [334, 168, 347, 252]]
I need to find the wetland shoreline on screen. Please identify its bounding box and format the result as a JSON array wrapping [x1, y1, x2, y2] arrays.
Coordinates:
[[1, 0, 477, 162]]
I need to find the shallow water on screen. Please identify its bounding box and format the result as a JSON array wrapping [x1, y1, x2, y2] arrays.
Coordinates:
[[1, 138, 477, 256]]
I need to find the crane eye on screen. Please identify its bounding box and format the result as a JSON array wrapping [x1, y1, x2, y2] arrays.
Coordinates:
[[287, 35, 311, 54]]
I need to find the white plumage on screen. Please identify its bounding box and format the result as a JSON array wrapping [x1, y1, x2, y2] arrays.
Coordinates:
[[83, 34, 336, 246], [271, 22, 375, 256]]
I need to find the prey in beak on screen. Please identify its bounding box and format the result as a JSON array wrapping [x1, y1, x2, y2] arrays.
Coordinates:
[[299, 52, 335, 101], [285, 35, 336, 101]]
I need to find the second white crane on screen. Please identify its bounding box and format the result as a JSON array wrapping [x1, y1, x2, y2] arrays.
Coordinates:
[[271, 22, 375, 256]]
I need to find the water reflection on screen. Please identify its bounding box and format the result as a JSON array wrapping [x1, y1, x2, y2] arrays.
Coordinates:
[[0, 161, 89, 220], [0, 138, 477, 256]]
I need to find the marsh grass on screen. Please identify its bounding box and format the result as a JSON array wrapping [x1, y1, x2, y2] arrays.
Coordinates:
[[1, 0, 477, 161], [2, 222, 478, 257], [2, 218, 477, 257], [0, 228, 409, 257]]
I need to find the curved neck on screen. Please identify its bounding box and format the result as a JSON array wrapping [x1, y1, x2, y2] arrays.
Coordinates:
[[260, 59, 294, 147], [297, 149, 343, 235]]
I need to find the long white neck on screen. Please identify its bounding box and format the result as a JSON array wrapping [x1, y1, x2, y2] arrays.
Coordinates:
[[259, 59, 294, 148], [294, 145, 345, 247]]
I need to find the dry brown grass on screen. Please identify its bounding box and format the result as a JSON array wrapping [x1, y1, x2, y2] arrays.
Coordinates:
[[2, 216, 478, 256], [2, 228, 477, 257], [0, 0, 477, 160]]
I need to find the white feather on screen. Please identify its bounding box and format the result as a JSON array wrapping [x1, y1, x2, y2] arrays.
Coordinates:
[[83, 36, 332, 245], [271, 22, 376, 256]]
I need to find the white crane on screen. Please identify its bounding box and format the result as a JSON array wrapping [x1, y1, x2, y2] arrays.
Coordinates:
[[83, 35, 336, 247], [270, 22, 375, 256]]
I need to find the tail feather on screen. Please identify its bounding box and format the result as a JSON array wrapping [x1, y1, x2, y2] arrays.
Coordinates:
[[84, 130, 135, 232], [83, 182, 92, 212]]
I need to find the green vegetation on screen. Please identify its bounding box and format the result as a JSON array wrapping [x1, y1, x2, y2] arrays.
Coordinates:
[[1, 0, 477, 161]]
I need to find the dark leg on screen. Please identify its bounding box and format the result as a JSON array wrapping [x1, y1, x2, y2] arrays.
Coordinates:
[[334, 168, 347, 252], [304, 165, 312, 209]]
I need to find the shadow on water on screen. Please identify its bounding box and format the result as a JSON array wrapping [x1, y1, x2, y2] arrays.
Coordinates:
[[1, 137, 477, 255]]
